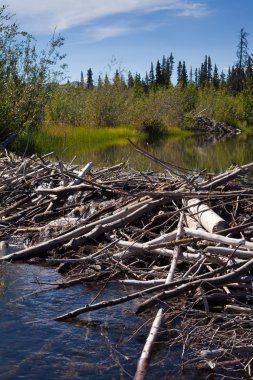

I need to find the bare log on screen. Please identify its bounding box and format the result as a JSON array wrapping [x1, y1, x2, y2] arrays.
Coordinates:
[[185, 198, 228, 233], [70, 162, 93, 185], [184, 227, 253, 249]]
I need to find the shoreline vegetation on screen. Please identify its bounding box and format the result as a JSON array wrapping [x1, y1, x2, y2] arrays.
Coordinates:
[[0, 5, 253, 155]]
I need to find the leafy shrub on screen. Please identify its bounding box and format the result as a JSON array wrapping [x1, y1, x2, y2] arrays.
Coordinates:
[[0, 5, 66, 139]]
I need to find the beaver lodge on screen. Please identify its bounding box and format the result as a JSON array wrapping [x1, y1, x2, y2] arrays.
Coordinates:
[[1, 140, 253, 379]]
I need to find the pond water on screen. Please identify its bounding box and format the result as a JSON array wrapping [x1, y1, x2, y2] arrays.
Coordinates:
[[0, 263, 211, 380], [33, 127, 253, 173]]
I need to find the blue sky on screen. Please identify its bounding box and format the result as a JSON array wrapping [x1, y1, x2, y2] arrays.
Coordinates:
[[5, 0, 253, 83]]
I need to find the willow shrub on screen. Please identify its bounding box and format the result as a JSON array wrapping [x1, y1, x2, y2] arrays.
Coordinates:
[[195, 87, 246, 126], [0, 5, 66, 140]]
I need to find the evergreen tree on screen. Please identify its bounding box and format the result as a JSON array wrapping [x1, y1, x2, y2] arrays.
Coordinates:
[[104, 73, 110, 87], [149, 62, 155, 87], [229, 28, 250, 93], [207, 56, 212, 83], [168, 53, 174, 84], [245, 56, 253, 85], [87, 68, 93, 89], [199, 56, 208, 87], [161, 55, 167, 85], [194, 68, 199, 86], [177, 61, 182, 85], [237, 28, 249, 69], [144, 72, 149, 92], [212, 64, 219, 88], [189, 67, 193, 83], [155, 59, 163, 86], [134, 73, 141, 85], [113, 69, 120, 83], [220, 70, 226, 88], [181, 61, 188, 87], [127, 71, 134, 88]]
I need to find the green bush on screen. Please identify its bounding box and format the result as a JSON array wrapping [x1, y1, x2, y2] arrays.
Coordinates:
[[0, 5, 66, 139]]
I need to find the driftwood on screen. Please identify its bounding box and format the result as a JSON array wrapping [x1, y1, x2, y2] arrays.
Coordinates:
[[1, 145, 253, 378]]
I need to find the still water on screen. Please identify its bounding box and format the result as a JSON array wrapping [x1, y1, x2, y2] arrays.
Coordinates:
[[44, 130, 253, 173], [0, 263, 210, 380]]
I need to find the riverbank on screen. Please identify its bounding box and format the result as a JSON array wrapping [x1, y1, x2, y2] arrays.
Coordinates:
[[1, 147, 253, 378]]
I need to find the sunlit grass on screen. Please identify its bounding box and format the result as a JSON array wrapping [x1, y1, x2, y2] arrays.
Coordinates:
[[23, 124, 191, 160], [30, 125, 140, 157]]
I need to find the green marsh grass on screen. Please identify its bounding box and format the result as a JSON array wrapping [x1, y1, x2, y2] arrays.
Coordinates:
[[27, 125, 141, 163]]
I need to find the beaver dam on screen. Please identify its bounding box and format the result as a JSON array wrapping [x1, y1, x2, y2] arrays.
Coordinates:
[[1, 140, 253, 379]]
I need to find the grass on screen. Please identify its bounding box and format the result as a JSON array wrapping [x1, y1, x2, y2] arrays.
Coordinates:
[[21, 124, 139, 157]]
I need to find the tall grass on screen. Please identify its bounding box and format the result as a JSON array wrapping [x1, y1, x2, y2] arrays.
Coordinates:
[[25, 125, 139, 159]]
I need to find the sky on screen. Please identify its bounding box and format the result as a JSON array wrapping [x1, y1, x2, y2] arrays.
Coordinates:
[[4, 0, 253, 83]]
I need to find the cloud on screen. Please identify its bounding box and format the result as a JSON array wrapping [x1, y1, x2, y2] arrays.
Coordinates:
[[6, 0, 210, 35], [88, 26, 132, 41]]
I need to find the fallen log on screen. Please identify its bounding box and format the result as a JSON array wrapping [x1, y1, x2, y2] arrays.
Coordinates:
[[185, 198, 228, 233]]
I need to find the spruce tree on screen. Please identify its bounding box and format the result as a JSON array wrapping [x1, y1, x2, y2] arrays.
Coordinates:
[[220, 70, 226, 88], [207, 56, 212, 84], [212, 64, 219, 88], [177, 61, 182, 85], [87, 68, 93, 89], [149, 62, 155, 87], [237, 28, 249, 69], [127, 71, 134, 88], [168, 53, 174, 84], [194, 68, 199, 86], [161, 55, 167, 85], [155, 59, 163, 86], [181, 61, 188, 87]]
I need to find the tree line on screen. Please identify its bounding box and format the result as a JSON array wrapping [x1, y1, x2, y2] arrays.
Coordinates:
[[77, 29, 252, 95], [0, 3, 253, 141], [46, 27, 252, 131]]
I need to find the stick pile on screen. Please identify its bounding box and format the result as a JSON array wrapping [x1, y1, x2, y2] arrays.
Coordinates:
[[1, 145, 253, 378]]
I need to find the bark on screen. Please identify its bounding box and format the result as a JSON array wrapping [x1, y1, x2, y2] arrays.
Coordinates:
[[185, 198, 228, 233]]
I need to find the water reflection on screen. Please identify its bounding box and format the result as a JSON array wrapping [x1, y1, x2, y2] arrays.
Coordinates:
[[58, 132, 253, 173]]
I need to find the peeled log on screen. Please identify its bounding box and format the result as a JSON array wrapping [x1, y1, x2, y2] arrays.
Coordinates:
[[185, 198, 228, 233]]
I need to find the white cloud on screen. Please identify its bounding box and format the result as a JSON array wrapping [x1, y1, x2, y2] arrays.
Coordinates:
[[88, 26, 132, 41], [6, 0, 210, 35], [87, 22, 162, 41]]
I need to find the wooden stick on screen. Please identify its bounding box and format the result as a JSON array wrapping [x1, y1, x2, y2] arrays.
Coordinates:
[[136, 257, 253, 313], [134, 213, 184, 380], [184, 227, 253, 249]]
